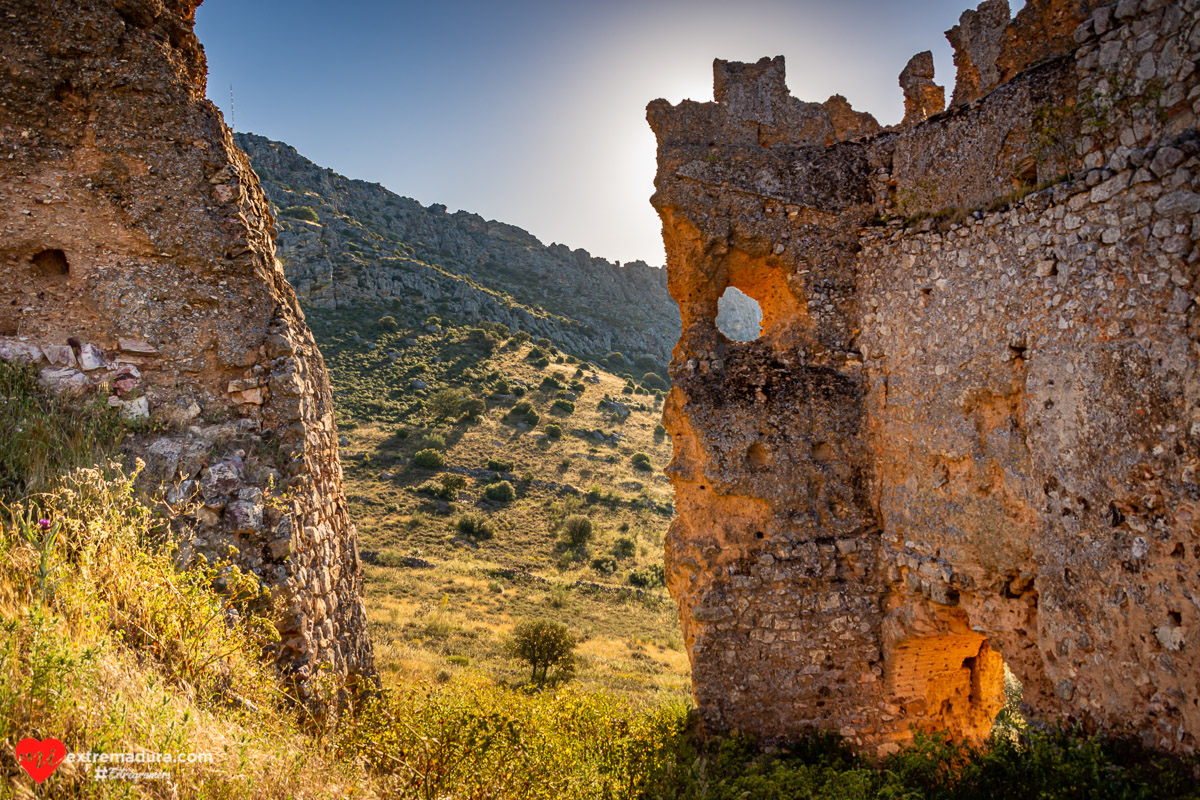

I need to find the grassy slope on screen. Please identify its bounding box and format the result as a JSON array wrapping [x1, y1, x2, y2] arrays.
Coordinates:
[[305, 304, 690, 703]]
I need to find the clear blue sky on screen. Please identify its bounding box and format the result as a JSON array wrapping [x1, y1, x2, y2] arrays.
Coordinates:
[[196, 0, 1016, 266]]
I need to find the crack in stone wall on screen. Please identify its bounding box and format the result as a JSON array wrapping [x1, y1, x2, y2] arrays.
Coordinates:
[[651, 0, 1199, 755]]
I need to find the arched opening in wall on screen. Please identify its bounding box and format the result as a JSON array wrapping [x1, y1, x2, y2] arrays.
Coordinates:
[[887, 633, 1009, 743], [31, 249, 69, 281], [716, 286, 763, 342]]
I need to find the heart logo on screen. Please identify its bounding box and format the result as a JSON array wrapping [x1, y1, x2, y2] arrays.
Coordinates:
[[15, 738, 66, 784]]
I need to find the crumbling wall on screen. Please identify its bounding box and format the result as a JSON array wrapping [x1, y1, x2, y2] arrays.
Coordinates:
[[651, 0, 1199, 755], [0, 0, 375, 691]]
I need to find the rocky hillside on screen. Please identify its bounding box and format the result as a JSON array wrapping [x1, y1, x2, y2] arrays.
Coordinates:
[[237, 134, 760, 364]]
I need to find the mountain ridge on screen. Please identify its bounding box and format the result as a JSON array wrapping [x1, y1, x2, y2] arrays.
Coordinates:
[[237, 133, 761, 363]]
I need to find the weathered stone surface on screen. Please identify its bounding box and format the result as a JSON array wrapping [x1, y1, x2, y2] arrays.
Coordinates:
[[0, 0, 373, 691], [946, 0, 1012, 106], [650, 0, 1200, 756], [899, 51, 946, 125]]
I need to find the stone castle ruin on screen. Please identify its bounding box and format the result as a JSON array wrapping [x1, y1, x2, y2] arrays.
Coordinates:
[[0, 0, 374, 690], [651, 0, 1200, 755]]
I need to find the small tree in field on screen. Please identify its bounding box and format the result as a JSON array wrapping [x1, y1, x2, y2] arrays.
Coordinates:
[[509, 619, 575, 686]]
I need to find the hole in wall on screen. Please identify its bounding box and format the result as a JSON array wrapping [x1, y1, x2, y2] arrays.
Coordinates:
[[888, 633, 1009, 742], [747, 442, 768, 469], [811, 441, 833, 462], [716, 286, 762, 342], [31, 249, 69, 279]]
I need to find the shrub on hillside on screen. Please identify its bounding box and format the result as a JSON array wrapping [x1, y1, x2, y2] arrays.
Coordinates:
[[613, 536, 636, 558], [631, 452, 652, 471], [591, 557, 617, 575], [561, 515, 593, 547], [509, 400, 540, 426], [484, 480, 515, 502], [461, 398, 486, 421], [545, 423, 563, 439], [467, 327, 500, 351], [552, 399, 575, 414], [377, 314, 399, 331], [417, 478, 456, 501], [456, 513, 495, 540], [628, 563, 665, 588], [641, 373, 668, 391], [428, 389, 463, 420], [486, 457, 514, 472], [280, 205, 319, 222], [412, 448, 445, 469]]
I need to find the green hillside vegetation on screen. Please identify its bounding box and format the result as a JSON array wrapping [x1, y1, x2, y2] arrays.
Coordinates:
[[303, 303, 688, 700]]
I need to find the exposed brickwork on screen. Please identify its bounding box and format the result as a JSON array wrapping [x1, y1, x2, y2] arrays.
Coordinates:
[[650, 0, 1199, 755]]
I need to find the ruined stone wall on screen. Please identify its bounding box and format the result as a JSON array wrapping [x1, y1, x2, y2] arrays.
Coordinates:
[[652, 0, 1199, 755], [0, 0, 374, 690]]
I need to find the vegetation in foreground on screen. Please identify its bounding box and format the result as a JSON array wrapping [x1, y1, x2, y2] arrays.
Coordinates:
[[2, 362, 1198, 799]]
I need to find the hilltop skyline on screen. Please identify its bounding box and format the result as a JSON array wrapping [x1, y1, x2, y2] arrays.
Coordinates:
[[197, 0, 1021, 266]]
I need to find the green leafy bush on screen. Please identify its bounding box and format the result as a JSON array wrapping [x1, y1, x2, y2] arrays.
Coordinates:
[[508, 619, 575, 686], [552, 399, 575, 414], [613, 536, 636, 558], [509, 401, 540, 426], [456, 513, 495, 540], [628, 563, 665, 588], [377, 314, 399, 331], [561, 515, 593, 547], [486, 457, 514, 472], [631, 452, 652, 471], [640, 373, 668, 391], [412, 449, 446, 469], [484, 481, 515, 502], [429, 389, 463, 420], [417, 478, 455, 500], [545, 423, 563, 439], [461, 398, 486, 421], [590, 557, 617, 575], [280, 205, 319, 222]]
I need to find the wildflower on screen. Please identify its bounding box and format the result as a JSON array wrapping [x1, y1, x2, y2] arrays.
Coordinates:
[[37, 519, 51, 531]]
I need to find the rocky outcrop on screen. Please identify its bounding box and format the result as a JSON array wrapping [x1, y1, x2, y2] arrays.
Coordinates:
[[899, 52, 945, 126], [0, 0, 374, 691], [237, 134, 720, 365], [651, 0, 1199, 756]]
